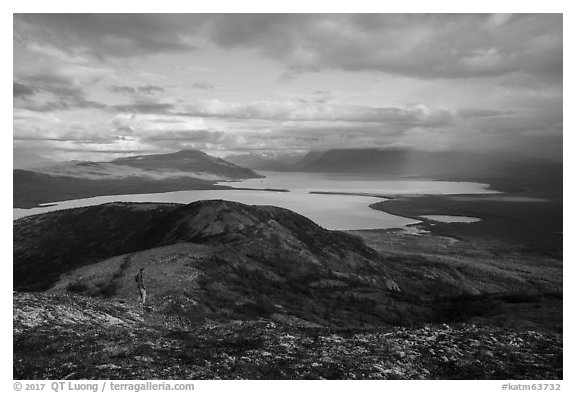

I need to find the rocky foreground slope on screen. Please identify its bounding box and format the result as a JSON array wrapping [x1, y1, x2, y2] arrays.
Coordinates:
[[14, 292, 561, 380]]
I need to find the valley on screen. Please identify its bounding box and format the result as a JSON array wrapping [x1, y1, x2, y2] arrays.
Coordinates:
[[12, 148, 563, 380], [12, 13, 564, 383]]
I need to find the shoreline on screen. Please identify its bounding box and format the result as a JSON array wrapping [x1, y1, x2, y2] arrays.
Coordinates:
[[14, 185, 290, 210], [13, 172, 562, 258]]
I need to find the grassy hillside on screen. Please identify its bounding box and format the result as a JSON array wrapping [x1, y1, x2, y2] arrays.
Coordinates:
[[13, 200, 563, 379], [15, 200, 562, 331], [13, 203, 181, 289]]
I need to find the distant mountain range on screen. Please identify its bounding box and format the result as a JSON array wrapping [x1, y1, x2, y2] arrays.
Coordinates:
[[289, 148, 563, 194], [13, 150, 55, 169], [32, 149, 261, 181], [292, 148, 561, 178], [226, 148, 562, 187], [14, 150, 262, 208], [224, 153, 295, 171]]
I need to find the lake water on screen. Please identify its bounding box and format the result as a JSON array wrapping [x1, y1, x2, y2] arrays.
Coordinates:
[[224, 172, 496, 195], [13, 171, 497, 230], [420, 215, 482, 224]]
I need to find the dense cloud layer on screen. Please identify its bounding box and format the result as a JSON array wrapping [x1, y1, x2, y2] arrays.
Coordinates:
[[15, 14, 562, 80], [13, 14, 562, 163]]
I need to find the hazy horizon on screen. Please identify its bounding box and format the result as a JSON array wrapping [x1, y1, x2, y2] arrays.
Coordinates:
[[13, 145, 564, 170]]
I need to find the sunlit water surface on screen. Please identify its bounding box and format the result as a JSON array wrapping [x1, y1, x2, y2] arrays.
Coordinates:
[[13, 171, 497, 230], [420, 215, 482, 223]]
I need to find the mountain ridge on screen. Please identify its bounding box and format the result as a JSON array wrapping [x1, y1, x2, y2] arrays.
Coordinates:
[[291, 148, 562, 192], [224, 153, 294, 171], [15, 200, 406, 328], [31, 149, 262, 181], [14, 200, 561, 328], [14, 150, 262, 208]]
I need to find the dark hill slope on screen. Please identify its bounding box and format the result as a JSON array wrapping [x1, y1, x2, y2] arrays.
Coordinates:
[[15, 200, 404, 327], [13, 203, 182, 290], [13, 170, 231, 209], [14, 200, 561, 329], [14, 200, 395, 291]]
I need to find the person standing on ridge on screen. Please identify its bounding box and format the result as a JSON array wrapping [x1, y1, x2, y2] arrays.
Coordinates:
[[135, 268, 146, 305]]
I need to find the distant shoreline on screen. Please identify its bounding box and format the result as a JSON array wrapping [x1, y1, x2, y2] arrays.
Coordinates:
[[369, 192, 562, 258]]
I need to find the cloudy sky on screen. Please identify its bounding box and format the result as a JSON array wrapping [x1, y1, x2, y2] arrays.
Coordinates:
[[13, 14, 562, 165]]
